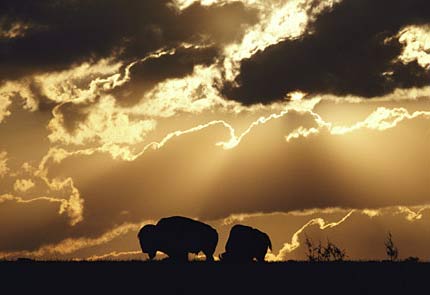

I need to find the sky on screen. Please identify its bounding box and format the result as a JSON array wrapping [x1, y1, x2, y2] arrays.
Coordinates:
[[0, 0, 429, 261]]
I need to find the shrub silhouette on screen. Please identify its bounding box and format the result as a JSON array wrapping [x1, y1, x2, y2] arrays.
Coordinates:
[[220, 224, 272, 262], [137, 216, 218, 262], [304, 235, 346, 262], [385, 232, 399, 261]]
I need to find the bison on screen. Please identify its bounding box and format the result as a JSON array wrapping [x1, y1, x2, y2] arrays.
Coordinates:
[[138, 216, 218, 262], [220, 224, 272, 262]]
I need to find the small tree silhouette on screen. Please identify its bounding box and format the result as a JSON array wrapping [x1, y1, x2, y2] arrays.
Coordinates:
[[305, 235, 317, 261], [324, 239, 347, 262], [304, 235, 346, 262], [385, 232, 399, 261]]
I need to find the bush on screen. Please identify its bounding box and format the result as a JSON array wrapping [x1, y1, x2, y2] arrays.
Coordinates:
[[305, 235, 346, 262]]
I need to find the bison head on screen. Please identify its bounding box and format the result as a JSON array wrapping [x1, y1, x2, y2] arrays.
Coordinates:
[[138, 224, 157, 260]]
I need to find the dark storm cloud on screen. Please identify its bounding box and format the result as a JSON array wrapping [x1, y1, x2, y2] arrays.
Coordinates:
[[223, 0, 430, 105], [0, 0, 258, 81]]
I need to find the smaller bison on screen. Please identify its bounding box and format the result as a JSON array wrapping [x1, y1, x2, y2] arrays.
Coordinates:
[[138, 216, 218, 262], [220, 224, 272, 262]]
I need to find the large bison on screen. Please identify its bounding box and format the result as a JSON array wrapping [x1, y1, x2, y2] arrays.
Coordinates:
[[220, 224, 272, 262], [138, 216, 218, 262]]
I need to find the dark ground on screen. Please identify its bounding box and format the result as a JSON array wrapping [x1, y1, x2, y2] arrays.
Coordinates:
[[0, 261, 428, 294]]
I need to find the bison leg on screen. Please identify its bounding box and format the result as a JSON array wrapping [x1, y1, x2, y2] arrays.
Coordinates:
[[203, 250, 214, 262]]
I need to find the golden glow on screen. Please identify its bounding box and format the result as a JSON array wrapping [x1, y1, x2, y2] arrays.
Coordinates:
[[1, 0, 430, 261]]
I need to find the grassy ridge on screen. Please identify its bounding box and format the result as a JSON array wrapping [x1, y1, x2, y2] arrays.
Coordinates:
[[1, 261, 428, 294]]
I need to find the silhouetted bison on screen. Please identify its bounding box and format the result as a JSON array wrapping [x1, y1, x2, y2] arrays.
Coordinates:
[[220, 224, 272, 262], [138, 216, 218, 262]]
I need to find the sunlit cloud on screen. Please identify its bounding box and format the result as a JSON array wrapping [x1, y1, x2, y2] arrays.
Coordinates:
[[361, 209, 381, 218], [266, 210, 355, 261], [13, 179, 35, 193], [0, 151, 8, 177], [173, 0, 342, 81], [46, 46, 213, 147], [398, 25, 430, 69], [0, 189, 82, 226], [48, 96, 157, 146], [0, 21, 30, 39], [33, 59, 123, 105], [395, 206, 430, 222], [286, 106, 430, 141], [42, 96, 320, 163], [223, 0, 341, 81], [136, 65, 230, 118], [0, 83, 15, 122], [0, 220, 151, 260]]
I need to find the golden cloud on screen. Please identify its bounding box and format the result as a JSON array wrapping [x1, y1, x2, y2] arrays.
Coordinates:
[[13, 179, 35, 193], [286, 106, 430, 141], [0, 21, 30, 39], [0, 220, 152, 260], [48, 96, 157, 146], [398, 25, 430, 69], [0, 151, 8, 177], [0, 83, 15, 122]]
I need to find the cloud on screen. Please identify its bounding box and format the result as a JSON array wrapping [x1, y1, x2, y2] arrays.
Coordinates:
[[219, 205, 430, 261], [0, 84, 13, 123], [286, 106, 430, 141], [111, 46, 220, 105], [0, 220, 151, 260], [397, 25, 430, 69], [0, 19, 30, 39], [224, 0, 430, 104], [266, 210, 355, 261], [0, 151, 8, 177], [48, 96, 157, 146], [13, 179, 35, 193], [0, 0, 257, 82], [0, 191, 82, 226], [37, 99, 427, 229]]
